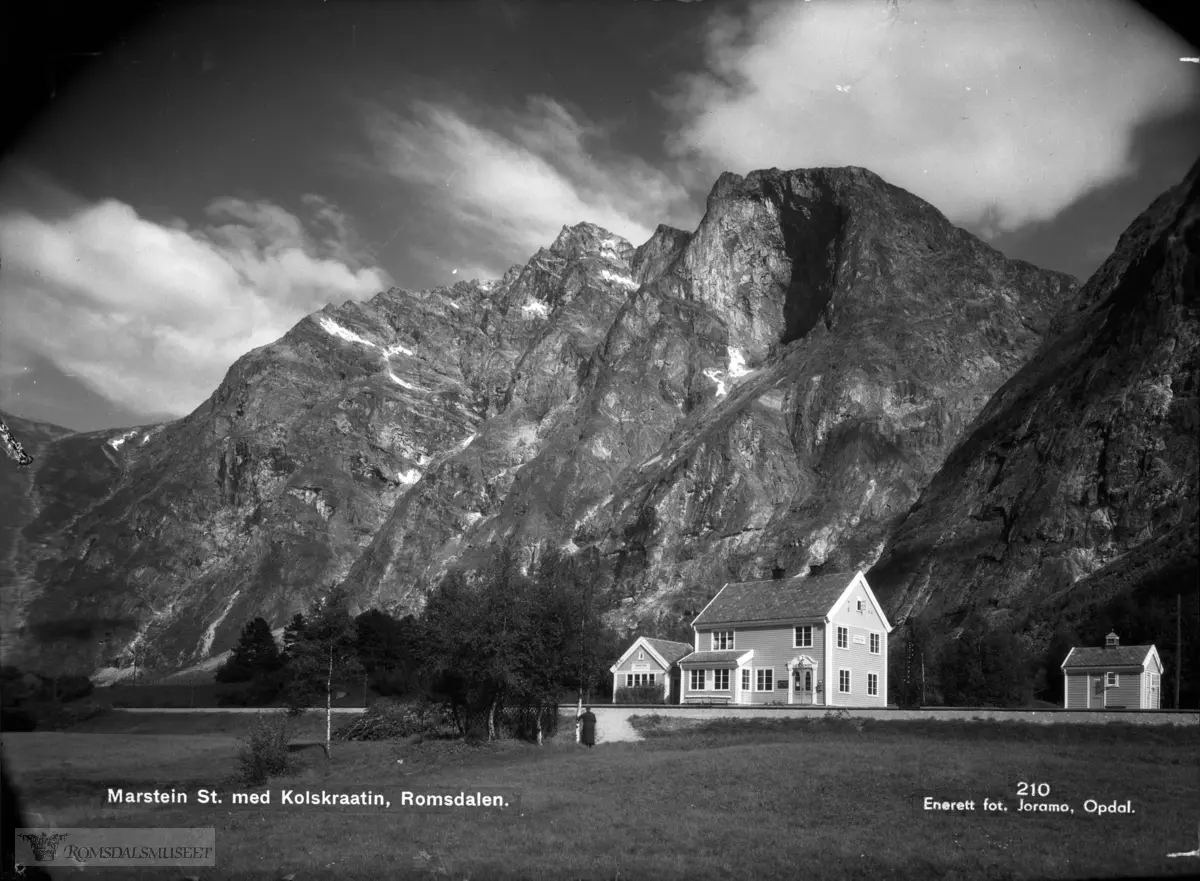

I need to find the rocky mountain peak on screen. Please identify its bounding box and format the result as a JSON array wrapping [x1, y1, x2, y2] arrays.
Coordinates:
[[548, 222, 636, 265], [1, 163, 1102, 677]]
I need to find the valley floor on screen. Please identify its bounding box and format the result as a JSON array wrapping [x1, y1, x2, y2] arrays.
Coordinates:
[[3, 713, 1198, 880]]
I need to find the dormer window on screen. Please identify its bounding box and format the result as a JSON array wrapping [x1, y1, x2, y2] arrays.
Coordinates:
[[712, 631, 734, 650], [1106, 632, 1120, 648], [637, 650, 644, 661]]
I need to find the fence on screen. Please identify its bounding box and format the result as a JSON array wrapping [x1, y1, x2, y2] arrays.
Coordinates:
[[456, 703, 560, 741]]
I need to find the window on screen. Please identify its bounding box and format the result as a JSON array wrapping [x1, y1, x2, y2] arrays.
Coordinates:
[[714, 670, 729, 690], [794, 625, 812, 648], [756, 668, 774, 691], [712, 631, 734, 650], [1149, 673, 1160, 708], [867, 673, 878, 696], [690, 669, 705, 690], [837, 626, 848, 649], [626, 673, 656, 687], [856, 599, 864, 612], [869, 633, 880, 654], [1106, 672, 1118, 687], [839, 670, 851, 693], [741, 668, 750, 691], [637, 650, 644, 660]]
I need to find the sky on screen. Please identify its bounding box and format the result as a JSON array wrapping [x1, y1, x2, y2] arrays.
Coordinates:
[[0, 0, 1197, 432]]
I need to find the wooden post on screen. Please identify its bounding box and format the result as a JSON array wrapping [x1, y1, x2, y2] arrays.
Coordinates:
[[325, 640, 333, 759], [1176, 594, 1182, 710]]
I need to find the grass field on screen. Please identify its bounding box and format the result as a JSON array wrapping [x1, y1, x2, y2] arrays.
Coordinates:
[[4, 713, 1198, 880]]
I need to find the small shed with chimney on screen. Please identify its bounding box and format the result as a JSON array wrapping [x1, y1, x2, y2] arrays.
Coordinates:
[[1060, 632, 1163, 710]]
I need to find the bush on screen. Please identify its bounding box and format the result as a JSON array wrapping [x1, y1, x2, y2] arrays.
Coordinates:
[[334, 699, 450, 741], [613, 685, 666, 704], [0, 707, 36, 732], [34, 701, 112, 731], [232, 714, 292, 786]]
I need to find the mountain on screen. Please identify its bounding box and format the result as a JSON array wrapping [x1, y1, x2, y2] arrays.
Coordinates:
[[869, 158, 1199, 644], [0, 166, 1078, 676]]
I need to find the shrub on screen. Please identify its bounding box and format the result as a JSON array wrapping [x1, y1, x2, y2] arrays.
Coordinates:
[[613, 685, 666, 704], [233, 714, 292, 786], [334, 699, 450, 741], [0, 707, 36, 732]]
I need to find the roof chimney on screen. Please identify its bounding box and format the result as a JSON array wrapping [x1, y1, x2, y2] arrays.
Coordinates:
[[1105, 632, 1119, 649]]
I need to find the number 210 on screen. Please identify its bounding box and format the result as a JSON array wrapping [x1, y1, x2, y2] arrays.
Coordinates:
[[1017, 782, 1051, 797]]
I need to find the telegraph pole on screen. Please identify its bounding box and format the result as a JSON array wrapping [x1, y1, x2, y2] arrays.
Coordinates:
[[1176, 593, 1182, 709]]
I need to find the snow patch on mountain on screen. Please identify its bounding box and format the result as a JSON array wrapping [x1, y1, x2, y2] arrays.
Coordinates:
[[703, 369, 728, 397], [384, 342, 413, 357], [199, 590, 241, 657], [108, 429, 139, 450], [727, 348, 752, 378], [522, 300, 551, 319], [600, 269, 638, 290], [396, 468, 422, 486], [388, 372, 423, 391], [317, 316, 376, 348]]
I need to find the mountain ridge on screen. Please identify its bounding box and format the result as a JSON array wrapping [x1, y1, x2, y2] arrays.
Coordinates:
[[1, 164, 1096, 676]]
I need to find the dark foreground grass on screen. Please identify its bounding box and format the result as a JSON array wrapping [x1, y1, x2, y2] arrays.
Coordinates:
[[3, 714, 1197, 880]]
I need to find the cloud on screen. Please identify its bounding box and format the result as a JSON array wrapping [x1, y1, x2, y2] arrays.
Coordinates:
[[665, 0, 1200, 234], [366, 94, 694, 277], [0, 193, 390, 419]]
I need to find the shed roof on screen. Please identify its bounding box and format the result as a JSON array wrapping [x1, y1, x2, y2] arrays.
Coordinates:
[[1061, 645, 1156, 669], [678, 650, 753, 668], [642, 638, 693, 666], [692, 572, 855, 627]]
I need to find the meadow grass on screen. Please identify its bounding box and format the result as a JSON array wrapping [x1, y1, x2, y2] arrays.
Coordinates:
[[3, 714, 1197, 880]]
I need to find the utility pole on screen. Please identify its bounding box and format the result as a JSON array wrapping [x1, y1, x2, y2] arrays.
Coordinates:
[[1176, 593, 1182, 709]]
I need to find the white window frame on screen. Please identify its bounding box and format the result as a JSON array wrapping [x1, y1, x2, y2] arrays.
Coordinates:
[[837, 626, 848, 649], [741, 668, 750, 691], [856, 599, 864, 612], [867, 672, 878, 696], [869, 632, 880, 654], [712, 630, 734, 650], [626, 673, 657, 688], [637, 650, 644, 660], [756, 668, 774, 692], [713, 669, 730, 690], [690, 669, 705, 691], [838, 669, 851, 694], [1106, 672, 1118, 687], [794, 625, 812, 648]]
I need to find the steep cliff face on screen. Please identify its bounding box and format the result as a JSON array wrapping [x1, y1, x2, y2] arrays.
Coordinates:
[[1, 166, 1081, 675], [868, 159, 1199, 635], [347, 167, 1076, 633]]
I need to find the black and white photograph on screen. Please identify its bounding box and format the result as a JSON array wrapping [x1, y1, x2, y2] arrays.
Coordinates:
[[1, 0, 1197, 878]]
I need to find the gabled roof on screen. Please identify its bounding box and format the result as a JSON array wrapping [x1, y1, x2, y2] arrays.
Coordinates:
[[678, 650, 753, 668], [1061, 644, 1158, 669], [643, 638, 693, 666], [609, 635, 694, 672], [692, 571, 860, 627]]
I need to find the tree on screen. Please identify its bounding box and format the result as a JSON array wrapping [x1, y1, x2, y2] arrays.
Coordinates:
[[422, 547, 583, 742], [215, 618, 282, 683], [1039, 626, 1078, 705], [284, 588, 363, 757], [355, 610, 422, 698], [282, 613, 308, 662]]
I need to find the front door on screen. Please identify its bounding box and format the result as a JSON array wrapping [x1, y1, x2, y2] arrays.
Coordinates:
[[794, 668, 814, 705]]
